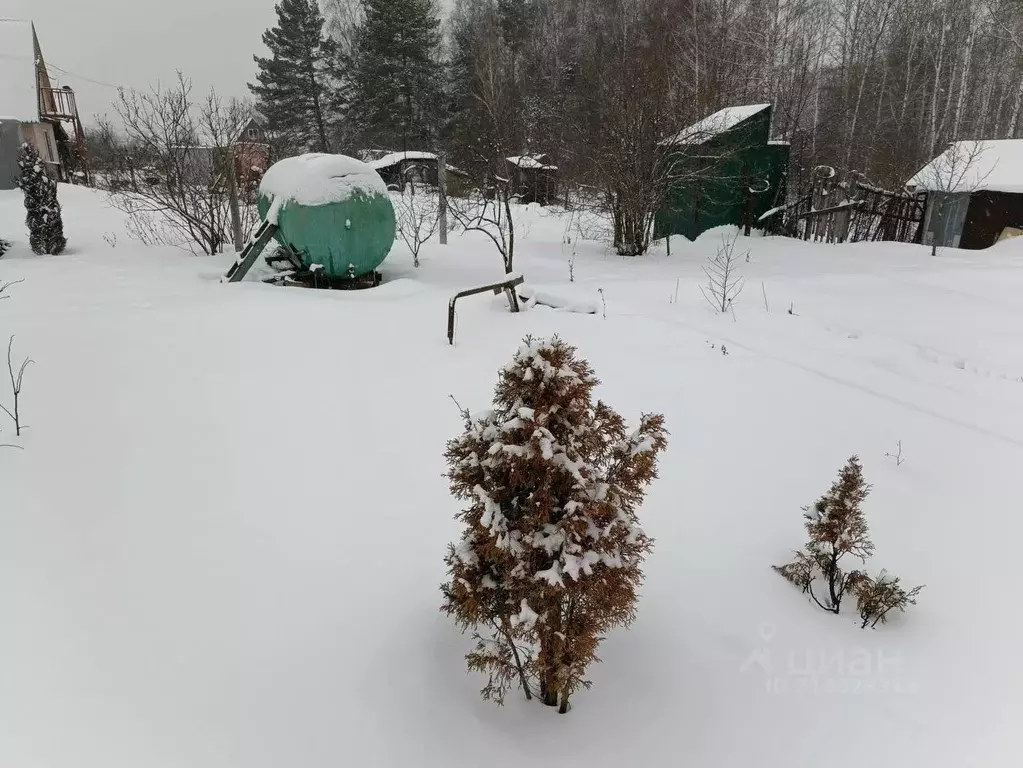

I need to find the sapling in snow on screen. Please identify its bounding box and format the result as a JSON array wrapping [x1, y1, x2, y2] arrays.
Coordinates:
[[701, 233, 746, 313], [774, 456, 922, 627], [393, 189, 439, 267], [854, 569, 924, 629], [1, 335, 32, 437], [0, 279, 24, 299], [885, 439, 905, 466], [442, 335, 667, 713], [774, 456, 874, 613], [448, 177, 516, 274]]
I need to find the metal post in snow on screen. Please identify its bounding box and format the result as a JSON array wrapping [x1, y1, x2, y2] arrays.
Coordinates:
[[228, 152, 244, 252], [438, 150, 448, 245]]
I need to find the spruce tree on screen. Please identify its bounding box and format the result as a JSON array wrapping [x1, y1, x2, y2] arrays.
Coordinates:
[[249, 0, 337, 153], [442, 336, 668, 713], [17, 143, 66, 256], [349, 0, 443, 150]]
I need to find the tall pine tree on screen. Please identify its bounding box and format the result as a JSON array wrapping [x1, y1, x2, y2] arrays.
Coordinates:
[[250, 0, 337, 153], [349, 0, 443, 150], [17, 143, 66, 256]]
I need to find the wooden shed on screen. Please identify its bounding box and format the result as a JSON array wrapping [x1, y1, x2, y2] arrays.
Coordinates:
[[506, 154, 558, 205], [654, 103, 789, 241], [366, 151, 467, 194], [906, 140, 1023, 250]]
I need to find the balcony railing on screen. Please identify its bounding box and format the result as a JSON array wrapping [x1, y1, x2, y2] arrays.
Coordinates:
[[40, 87, 80, 122]]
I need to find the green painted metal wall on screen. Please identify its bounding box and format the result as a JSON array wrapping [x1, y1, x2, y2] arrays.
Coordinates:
[[655, 107, 789, 241], [257, 191, 396, 279]]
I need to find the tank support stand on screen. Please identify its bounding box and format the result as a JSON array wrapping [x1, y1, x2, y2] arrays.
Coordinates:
[[221, 220, 280, 283]]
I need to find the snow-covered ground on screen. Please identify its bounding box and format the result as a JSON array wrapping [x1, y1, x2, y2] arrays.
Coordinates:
[[2, 185, 1022, 767]]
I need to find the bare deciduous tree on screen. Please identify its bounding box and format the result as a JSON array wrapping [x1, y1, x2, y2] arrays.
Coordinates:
[[449, 176, 516, 274], [701, 233, 747, 313], [910, 140, 989, 255], [442, 0, 1023, 220], [110, 74, 248, 256], [393, 190, 440, 267]]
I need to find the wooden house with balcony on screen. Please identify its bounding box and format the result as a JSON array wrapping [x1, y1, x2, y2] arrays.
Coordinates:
[[0, 20, 89, 190]]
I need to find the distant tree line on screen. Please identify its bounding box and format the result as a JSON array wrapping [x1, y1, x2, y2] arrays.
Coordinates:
[[251, 0, 1023, 181], [84, 0, 1023, 256], [243, 0, 1023, 251]]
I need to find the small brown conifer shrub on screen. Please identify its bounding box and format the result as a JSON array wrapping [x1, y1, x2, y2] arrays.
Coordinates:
[[441, 335, 667, 713], [775, 456, 922, 627], [774, 456, 874, 613], [854, 569, 925, 629]]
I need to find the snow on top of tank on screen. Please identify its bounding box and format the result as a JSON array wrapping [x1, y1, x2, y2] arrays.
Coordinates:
[[259, 153, 388, 207]]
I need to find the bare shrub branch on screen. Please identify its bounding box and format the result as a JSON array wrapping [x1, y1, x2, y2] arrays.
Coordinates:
[[701, 233, 747, 313], [0, 278, 25, 299], [449, 177, 516, 274], [394, 190, 440, 268], [108, 73, 247, 256], [0, 335, 33, 436], [885, 439, 905, 466]]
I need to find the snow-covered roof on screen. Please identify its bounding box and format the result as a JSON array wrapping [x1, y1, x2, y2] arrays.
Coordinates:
[[507, 154, 557, 171], [906, 140, 1023, 194], [661, 104, 771, 146], [0, 20, 40, 122], [259, 153, 388, 207], [231, 113, 266, 144], [367, 151, 438, 170]]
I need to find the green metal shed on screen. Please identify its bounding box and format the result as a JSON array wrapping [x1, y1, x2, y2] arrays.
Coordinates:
[[655, 104, 789, 241]]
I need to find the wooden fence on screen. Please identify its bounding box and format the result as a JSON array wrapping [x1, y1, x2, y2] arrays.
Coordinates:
[[762, 168, 926, 245]]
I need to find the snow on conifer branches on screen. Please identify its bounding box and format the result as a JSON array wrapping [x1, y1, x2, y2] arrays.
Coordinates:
[[441, 335, 667, 713], [17, 143, 67, 256]]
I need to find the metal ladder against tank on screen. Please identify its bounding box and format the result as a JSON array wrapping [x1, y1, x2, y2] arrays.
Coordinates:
[[221, 220, 280, 283]]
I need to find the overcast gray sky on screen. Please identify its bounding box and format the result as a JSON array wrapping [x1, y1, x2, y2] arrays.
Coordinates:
[[9, 0, 281, 127]]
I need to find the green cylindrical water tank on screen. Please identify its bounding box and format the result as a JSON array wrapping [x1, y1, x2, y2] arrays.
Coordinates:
[[257, 153, 396, 279]]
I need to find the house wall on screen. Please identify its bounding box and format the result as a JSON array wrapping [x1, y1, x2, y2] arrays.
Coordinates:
[[921, 191, 970, 248], [961, 191, 1023, 249], [23, 122, 60, 165], [0, 120, 20, 190], [655, 106, 788, 241], [0, 120, 60, 190], [235, 142, 270, 200]]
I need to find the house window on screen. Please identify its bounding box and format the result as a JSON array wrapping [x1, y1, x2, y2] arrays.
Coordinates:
[[247, 127, 258, 139]]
